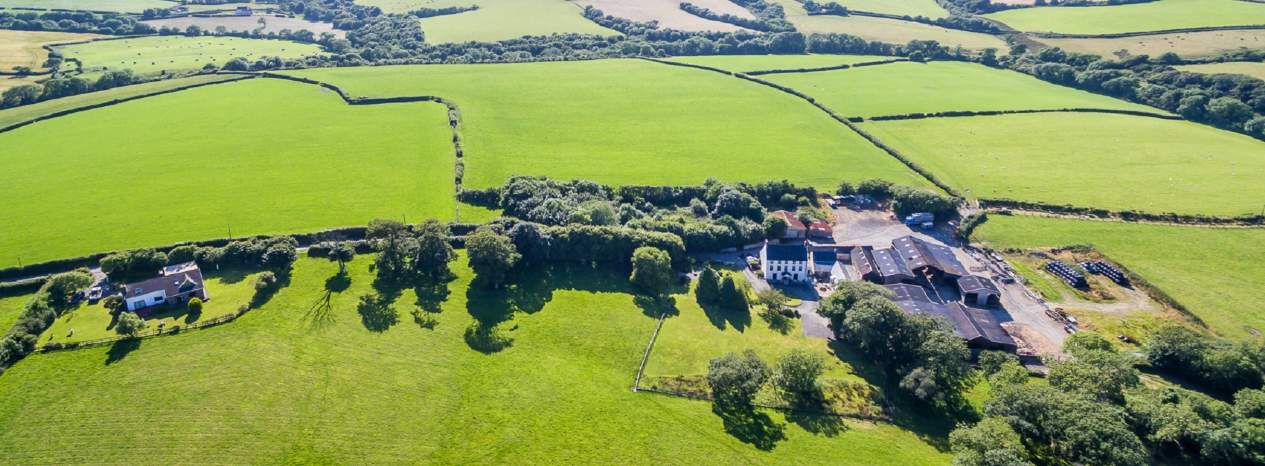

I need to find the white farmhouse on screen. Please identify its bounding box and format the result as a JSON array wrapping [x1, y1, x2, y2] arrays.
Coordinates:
[[123, 261, 210, 312], [760, 241, 810, 284]]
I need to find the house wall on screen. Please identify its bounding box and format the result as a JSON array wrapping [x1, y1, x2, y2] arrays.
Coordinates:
[[764, 259, 809, 283], [125, 290, 167, 311]]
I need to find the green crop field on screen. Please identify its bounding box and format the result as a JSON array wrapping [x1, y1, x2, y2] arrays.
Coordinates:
[[0, 255, 948, 464], [55, 36, 323, 78], [762, 61, 1157, 117], [1037, 29, 1265, 58], [0, 0, 174, 12], [666, 54, 895, 72], [986, 0, 1265, 35], [0, 74, 245, 128], [1177, 61, 1265, 80], [861, 112, 1265, 216], [973, 215, 1265, 339], [824, 0, 949, 18], [415, 0, 618, 43], [0, 78, 459, 266], [577, 0, 753, 32], [284, 59, 928, 190], [773, 0, 1007, 49]]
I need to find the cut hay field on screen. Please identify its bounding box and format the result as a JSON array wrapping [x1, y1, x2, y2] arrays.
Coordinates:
[[1177, 61, 1265, 80], [0, 255, 949, 464], [0, 0, 173, 12], [773, 0, 1006, 49], [986, 0, 1265, 35], [577, 0, 751, 32], [666, 53, 894, 72], [0, 78, 458, 266], [0, 73, 244, 128], [415, 0, 618, 43], [762, 60, 1157, 117], [973, 215, 1265, 340], [819, 0, 949, 19], [861, 112, 1265, 216], [1037, 29, 1265, 58], [142, 14, 344, 38], [0, 29, 99, 72], [284, 59, 928, 190], [55, 36, 322, 78]]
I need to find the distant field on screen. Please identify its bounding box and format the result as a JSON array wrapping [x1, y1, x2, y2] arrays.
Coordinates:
[[1177, 61, 1265, 80], [1038, 29, 1265, 58], [815, 0, 949, 19], [763, 61, 1157, 117], [986, 0, 1265, 35], [0, 74, 243, 128], [353, 0, 436, 13], [862, 113, 1265, 216], [778, 1, 1007, 50], [285, 59, 927, 190], [416, 0, 618, 43], [974, 215, 1265, 340], [666, 53, 894, 72], [0, 29, 99, 72], [577, 0, 751, 32], [0, 255, 949, 464], [0, 78, 457, 265], [55, 36, 322, 78], [143, 15, 344, 38], [0, 0, 174, 12]]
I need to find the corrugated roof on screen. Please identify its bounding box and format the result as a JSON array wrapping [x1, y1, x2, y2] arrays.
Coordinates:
[[957, 275, 1000, 294], [963, 306, 1017, 348], [892, 236, 967, 277], [885, 284, 932, 303], [892, 299, 983, 342]]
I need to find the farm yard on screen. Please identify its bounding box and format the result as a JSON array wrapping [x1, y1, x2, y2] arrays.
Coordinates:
[[0, 78, 459, 265], [141, 14, 344, 38], [54, 36, 323, 78], [0, 256, 948, 464], [973, 215, 1265, 340], [285, 59, 928, 190], [761, 60, 1160, 117], [415, 0, 618, 43], [0, 0, 173, 12], [862, 112, 1265, 216], [1036, 29, 1265, 58], [985, 0, 1265, 35], [1177, 61, 1265, 80], [576, 0, 753, 32]]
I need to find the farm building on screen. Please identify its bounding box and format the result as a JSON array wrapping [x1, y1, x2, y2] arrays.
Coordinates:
[[891, 235, 967, 278], [885, 284, 1017, 352], [122, 261, 209, 312], [807, 219, 833, 239], [235, 6, 253, 15], [769, 210, 807, 240], [760, 241, 810, 284], [957, 275, 1001, 306], [811, 245, 848, 282], [853, 245, 914, 284]]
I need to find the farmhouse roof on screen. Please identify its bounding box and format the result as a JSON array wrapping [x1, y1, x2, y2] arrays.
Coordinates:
[[124, 263, 206, 298], [764, 242, 807, 262], [771, 211, 806, 230], [892, 236, 967, 277], [957, 275, 1000, 295]]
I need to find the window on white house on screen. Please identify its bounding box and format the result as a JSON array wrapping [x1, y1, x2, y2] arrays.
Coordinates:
[[153, 296, 164, 303]]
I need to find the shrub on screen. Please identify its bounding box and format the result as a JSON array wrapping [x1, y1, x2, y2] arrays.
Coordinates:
[[254, 272, 278, 292], [630, 247, 673, 295], [707, 350, 770, 404], [773, 349, 826, 398], [187, 297, 203, 314], [114, 312, 146, 337]]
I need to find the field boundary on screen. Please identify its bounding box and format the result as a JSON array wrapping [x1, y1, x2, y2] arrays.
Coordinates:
[[863, 107, 1181, 121], [630, 311, 668, 392], [979, 198, 1265, 226], [38, 301, 255, 352], [1028, 24, 1265, 39], [742, 58, 907, 76]]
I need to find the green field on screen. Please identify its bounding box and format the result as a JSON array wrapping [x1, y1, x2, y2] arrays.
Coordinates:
[[974, 215, 1265, 339], [0, 78, 458, 266], [667, 54, 895, 72], [763, 61, 1157, 117], [0, 255, 948, 464], [862, 113, 1265, 216], [0, 294, 31, 334], [285, 59, 928, 190], [0, 0, 174, 12], [773, 0, 1007, 50], [55, 36, 323, 78], [0, 74, 245, 128], [1038, 29, 1265, 58], [826, 0, 949, 18], [1177, 61, 1265, 80], [415, 0, 618, 43], [986, 0, 1265, 35]]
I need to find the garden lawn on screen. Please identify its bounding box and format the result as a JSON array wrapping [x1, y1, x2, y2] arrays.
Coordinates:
[[576, 0, 753, 32], [416, 0, 619, 43], [0, 29, 99, 72], [38, 268, 261, 347], [986, 0, 1265, 35], [0, 78, 458, 266], [0, 294, 31, 334], [54, 36, 322, 78], [974, 215, 1265, 340], [667, 53, 895, 72], [0, 0, 173, 12], [1177, 61, 1265, 80], [1037, 30, 1265, 58], [763, 61, 1157, 117], [861, 113, 1265, 216], [0, 74, 245, 128], [772, 0, 1006, 50], [0, 255, 948, 464], [284, 59, 927, 190]]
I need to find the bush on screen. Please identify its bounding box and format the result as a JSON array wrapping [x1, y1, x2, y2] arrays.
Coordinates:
[[707, 350, 770, 404], [114, 312, 146, 337], [254, 272, 278, 292], [773, 349, 826, 398], [630, 247, 673, 295], [187, 297, 203, 314]]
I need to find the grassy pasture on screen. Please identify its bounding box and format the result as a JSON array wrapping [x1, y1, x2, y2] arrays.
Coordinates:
[[773, 0, 1006, 49], [763, 60, 1156, 117], [55, 36, 322, 78], [415, 0, 619, 43], [0, 255, 949, 464], [861, 112, 1265, 216], [0, 0, 173, 12], [820, 0, 949, 18], [0, 78, 458, 266], [577, 0, 752, 32], [1038, 29, 1265, 58], [0, 73, 243, 128], [0, 294, 30, 335], [973, 215, 1265, 340], [1177, 61, 1265, 80], [986, 0, 1265, 35], [666, 53, 894, 72], [284, 59, 927, 190]]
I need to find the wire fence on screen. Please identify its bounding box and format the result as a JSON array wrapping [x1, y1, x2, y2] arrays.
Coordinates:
[[39, 305, 252, 352]]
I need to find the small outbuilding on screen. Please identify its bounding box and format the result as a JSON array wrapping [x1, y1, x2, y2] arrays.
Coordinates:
[[957, 275, 1001, 306]]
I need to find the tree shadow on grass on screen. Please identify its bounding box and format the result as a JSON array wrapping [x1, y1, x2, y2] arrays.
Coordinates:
[[104, 338, 140, 365], [325, 273, 351, 293], [463, 321, 513, 354], [304, 290, 336, 331], [700, 301, 751, 332], [357, 292, 399, 333], [782, 391, 847, 437], [712, 401, 786, 451], [250, 269, 291, 309], [213, 267, 251, 285], [634, 295, 680, 319], [759, 308, 794, 335]]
